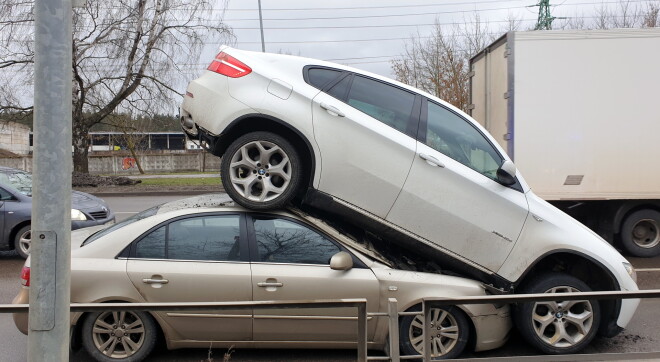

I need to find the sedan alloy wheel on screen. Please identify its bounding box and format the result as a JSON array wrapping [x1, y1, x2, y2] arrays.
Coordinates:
[[14, 226, 31, 259], [82, 310, 157, 362], [400, 305, 469, 360]]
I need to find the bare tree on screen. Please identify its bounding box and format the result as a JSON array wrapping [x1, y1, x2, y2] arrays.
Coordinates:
[[613, 0, 641, 27], [106, 114, 149, 174], [0, 0, 233, 172], [642, 2, 660, 27], [391, 16, 495, 112]]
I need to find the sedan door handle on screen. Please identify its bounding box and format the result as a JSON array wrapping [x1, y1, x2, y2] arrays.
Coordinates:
[[142, 278, 169, 285], [319, 102, 345, 117], [257, 282, 284, 288], [419, 153, 445, 168]]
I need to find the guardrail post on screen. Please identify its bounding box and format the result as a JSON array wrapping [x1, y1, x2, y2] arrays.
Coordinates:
[[357, 302, 367, 362], [388, 298, 400, 362], [423, 300, 431, 361]]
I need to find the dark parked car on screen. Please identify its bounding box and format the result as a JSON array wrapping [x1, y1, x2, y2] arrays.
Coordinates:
[[0, 166, 115, 258]]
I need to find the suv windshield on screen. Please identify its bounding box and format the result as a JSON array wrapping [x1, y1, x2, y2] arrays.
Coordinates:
[[82, 205, 160, 246], [0, 171, 32, 196]]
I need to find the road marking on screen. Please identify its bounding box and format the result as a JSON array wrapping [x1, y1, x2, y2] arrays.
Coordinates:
[[635, 268, 660, 272]]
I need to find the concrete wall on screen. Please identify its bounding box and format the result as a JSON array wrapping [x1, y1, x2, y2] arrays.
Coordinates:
[[0, 157, 32, 172], [0, 122, 30, 155], [0, 152, 220, 174]]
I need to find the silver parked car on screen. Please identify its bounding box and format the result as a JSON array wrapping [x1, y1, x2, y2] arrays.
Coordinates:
[[0, 166, 114, 258], [14, 195, 511, 361]]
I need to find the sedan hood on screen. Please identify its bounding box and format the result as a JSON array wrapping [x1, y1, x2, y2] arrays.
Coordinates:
[[71, 191, 106, 210]]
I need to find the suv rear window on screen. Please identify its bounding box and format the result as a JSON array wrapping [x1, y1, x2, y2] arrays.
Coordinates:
[[306, 68, 342, 90]]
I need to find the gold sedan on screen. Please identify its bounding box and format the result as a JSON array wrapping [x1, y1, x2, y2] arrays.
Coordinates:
[[13, 195, 510, 361]]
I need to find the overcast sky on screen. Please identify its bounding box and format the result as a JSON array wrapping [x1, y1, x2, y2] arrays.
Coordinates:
[[191, 0, 644, 78]]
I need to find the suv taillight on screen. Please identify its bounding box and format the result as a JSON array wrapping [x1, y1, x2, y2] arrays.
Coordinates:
[[20, 266, 30, 287], [207, 52, 252, 78]]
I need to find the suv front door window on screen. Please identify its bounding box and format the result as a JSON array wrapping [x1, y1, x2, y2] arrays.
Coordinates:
[[425, 101, 503, 180]]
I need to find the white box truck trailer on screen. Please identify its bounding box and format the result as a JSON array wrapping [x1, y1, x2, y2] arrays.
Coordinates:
[[469, 28, 660, 257]]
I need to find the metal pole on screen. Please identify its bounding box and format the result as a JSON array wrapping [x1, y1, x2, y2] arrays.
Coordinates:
[[387, 298, 400, 362], [29, 0, 73, 360], [423, 301, 431, 361], [257, 0, 265, 52], [357, 303, 367, 362]]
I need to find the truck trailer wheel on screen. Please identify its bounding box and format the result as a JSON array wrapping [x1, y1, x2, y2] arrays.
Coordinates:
[[621, 209, 660, 257]]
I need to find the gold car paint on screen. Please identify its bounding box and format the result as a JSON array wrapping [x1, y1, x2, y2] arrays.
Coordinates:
[[126, 258, 253, 342], [13, 204, 511, 353], [251, 262, 380, 343]]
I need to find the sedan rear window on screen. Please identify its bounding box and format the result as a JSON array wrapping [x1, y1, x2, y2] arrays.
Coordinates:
[[82, 205, 160, 246], [307, 68, 342, 90], [135, 215, 242, 261]]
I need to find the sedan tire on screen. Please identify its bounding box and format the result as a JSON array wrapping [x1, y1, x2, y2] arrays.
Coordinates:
[[81, 310, 157, 362], [514, 272, 600, 354], [221, 131, 301, 210], [399, 305, 469, 360], [14, 225, 31, 259]]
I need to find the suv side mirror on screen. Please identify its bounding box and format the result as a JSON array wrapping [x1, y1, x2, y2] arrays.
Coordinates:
[[496, 160, 517, 186], [330, 251, 353, 271]]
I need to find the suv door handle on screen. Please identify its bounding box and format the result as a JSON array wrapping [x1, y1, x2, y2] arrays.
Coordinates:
[[419, 153, 445, 168], [319, 102, 345, 117], [257, 282, 284, 287]]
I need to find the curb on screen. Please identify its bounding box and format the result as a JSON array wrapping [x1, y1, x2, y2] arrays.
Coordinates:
[[87, 190, 220, 197]]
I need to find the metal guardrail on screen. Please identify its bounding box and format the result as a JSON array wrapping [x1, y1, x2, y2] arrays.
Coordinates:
[[6, 298, 370, 361], [5, 289, 660, 361]]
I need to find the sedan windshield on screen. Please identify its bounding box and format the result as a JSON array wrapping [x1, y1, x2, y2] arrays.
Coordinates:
[[0, 171, 32, 196]]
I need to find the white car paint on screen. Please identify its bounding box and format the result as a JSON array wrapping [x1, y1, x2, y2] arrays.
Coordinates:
[[180, 46, 639, 338]]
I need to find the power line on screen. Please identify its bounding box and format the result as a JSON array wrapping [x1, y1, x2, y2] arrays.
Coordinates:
[[99, 1, 524, 12]]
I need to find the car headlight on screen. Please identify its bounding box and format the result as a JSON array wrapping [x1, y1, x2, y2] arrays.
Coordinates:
[[71, 209, 88, 221], [622, 262, 637, 283]]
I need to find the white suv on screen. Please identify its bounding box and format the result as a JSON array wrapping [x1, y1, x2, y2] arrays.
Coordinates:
[[180, 46, 639, 354]]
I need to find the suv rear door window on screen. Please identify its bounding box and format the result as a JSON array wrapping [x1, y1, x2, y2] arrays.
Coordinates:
[[346, 75, 416, 134], [307, 68, 342, 90]]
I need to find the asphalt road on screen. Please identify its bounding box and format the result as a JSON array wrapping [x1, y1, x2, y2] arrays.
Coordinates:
[[1, 194, 660, 361]]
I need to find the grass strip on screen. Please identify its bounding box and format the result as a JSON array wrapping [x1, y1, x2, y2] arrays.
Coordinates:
[[138, 177, 221, 186]]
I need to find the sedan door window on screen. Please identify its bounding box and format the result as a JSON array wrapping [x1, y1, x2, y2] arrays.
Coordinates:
[[135, 215, 242, 261], [425, 101, 503, 180], [346, 75, 416, 135], [252, 217, 341, 264]]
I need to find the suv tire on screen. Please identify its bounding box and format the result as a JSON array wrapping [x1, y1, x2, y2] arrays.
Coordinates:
[[221, 131, 301, 210], [514, 272, 600, 354]]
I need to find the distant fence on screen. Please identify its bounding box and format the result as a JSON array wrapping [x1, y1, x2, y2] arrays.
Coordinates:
[[0, 151, 221, 175]]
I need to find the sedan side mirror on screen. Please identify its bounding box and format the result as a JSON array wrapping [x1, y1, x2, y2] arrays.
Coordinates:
[[496, 160, 517, 186], [330, 251, 354, 271]]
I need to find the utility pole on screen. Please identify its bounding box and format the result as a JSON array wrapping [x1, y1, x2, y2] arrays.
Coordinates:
[[258, 0, 265, 52], [29, 0, 73, 360], [531, 0, 563, 30]]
